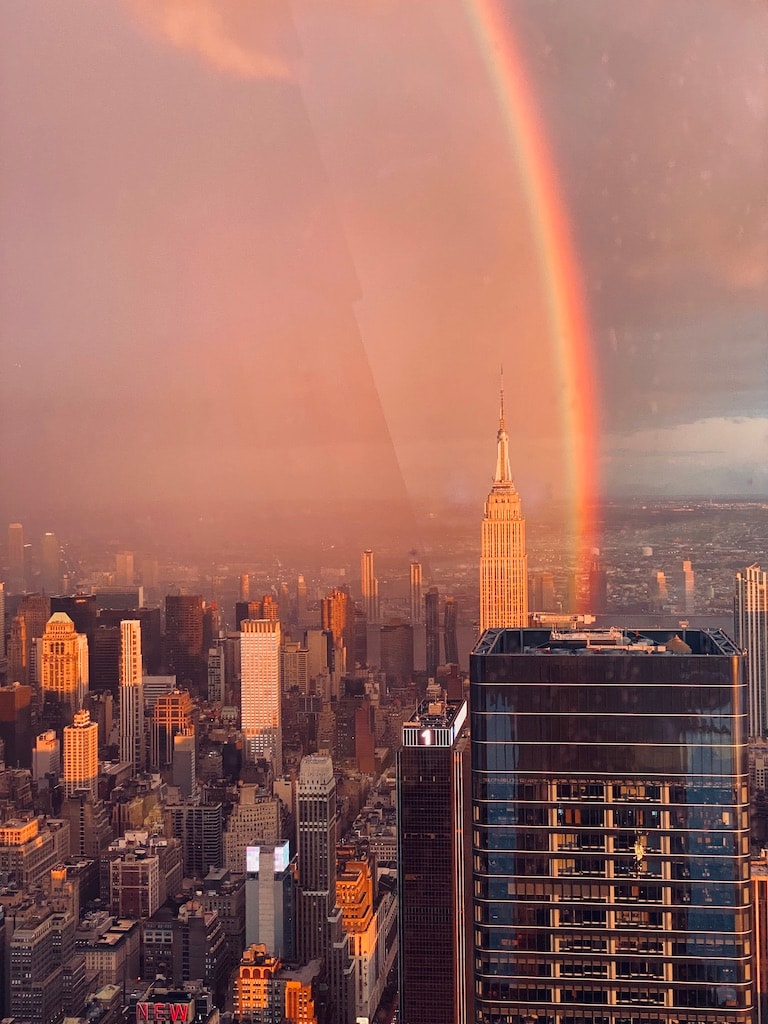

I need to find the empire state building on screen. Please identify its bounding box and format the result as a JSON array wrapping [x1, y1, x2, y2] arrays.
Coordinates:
[[479, 392, 528, 630]]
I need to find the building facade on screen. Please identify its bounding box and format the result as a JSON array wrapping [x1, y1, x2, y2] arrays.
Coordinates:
[[63, 709, 99, 799], [470, 626, 754, 1024], [40, 613, 89, 715], [240, 619, 282, 772], [735, 564, 768, 738], [119, 620, 145, 772], [397, 699, 471, 1024]]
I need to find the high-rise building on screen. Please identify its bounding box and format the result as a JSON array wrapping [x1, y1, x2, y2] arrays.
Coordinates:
[[410, 562, 423, 624], [240, 619, 282, 772], [149, 688, 193, 769], [296, 574, 309, 627], [397, 699, 471, 1024], [40, 531, 61, 595], [7, 522, 25, 593], [114, 552, 134, 587], [470, 626, 754, 1024], [40, 613, 89, 715], [9, 909, 64, 1024], [233, 943, 321, 1024], [530, 570, 556, 613], [479, 389, 528, 630], [425, 587, 440, 679], [164, 595, 205, 691], [119, 620, 145, 772], [172, 732, 196, 798], [361, 550, 379, 624], [0, 681, 33, 768], [735, 564, 768, 738], [380, 622, 414, 688], [33, 730, 61, 783], [444, 595, 459, 666], [588, 556, 608, 613], [63, 708, 98, 799], [245, 841, 295, 957], [682, 558, 696, 615], [208, 639, 226, 703], [296, 755, 353, 1023]]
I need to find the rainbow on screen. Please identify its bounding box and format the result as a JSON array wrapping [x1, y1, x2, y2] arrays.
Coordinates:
[[464, 0, 600, 572]]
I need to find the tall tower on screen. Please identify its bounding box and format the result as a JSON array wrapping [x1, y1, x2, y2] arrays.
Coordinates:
[[479, 384, 528, 630], [40, 612, 89, 714], [40, 531, 61, 595], [409, 561, 423, 624], [735, 564, 768, 738], [296, 755, 353, 1022], [7, 522, 25, 593], [119, 619, 145, 772], [360, 550, 379, 624], [240, 619, 282, 772], [470, 626, 754, 1024], [63, 708, 98, 799], [397, 699, 471, 1024]]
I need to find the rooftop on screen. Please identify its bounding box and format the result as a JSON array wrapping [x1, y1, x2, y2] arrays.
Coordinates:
[[474, 627, 741, 658]]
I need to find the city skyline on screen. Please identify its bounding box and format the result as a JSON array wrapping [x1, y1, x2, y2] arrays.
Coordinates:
[[0, 2, 765, 551]]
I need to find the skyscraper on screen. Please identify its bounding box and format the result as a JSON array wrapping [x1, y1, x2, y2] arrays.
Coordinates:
[[119, 619, 145, 772], [735, 564, 768, 738], [63, 708, 98, 799], [682, 558, 695, 615], [425, 587, 440, 679], [7, 522, 25, 593], [295, 755, 353, 1023], [479, 388, 528, 630], [397, 699, 471, 1024], [240, 619, 282, 772], [164, 594, 205, 691], [40, 531, 61, 595], [471, 626, 754, 1024], [409, 561, 423, 624], [360, 549, 379, 624], [40, 613, 89, 715]]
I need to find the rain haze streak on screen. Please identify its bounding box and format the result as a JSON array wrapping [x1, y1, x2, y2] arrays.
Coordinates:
[[124, 0, 293, 80], [0, 2, 766, 552]]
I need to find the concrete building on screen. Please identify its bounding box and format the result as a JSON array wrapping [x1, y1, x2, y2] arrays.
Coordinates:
[[735, 564, 768, 738], [233, 943, 322, 1024], [40, 613, 89, 716], [241, 619, 282, 771], [63, 709, 99, 799], [119, 620, 145, 773], [245, 841, 295, 958]]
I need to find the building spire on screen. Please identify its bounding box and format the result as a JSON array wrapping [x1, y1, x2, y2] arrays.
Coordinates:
[[494, 367, 512, 483]]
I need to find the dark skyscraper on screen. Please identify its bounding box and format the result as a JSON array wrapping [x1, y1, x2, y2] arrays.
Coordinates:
[[425, 587, 440, 679], [164, 595, 205, 691], [471, 626, 754, 1024], [443, 595, 459, 666], [397, 699, 471, 1024]]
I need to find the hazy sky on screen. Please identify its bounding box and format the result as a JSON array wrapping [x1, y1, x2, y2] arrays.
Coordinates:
[[1, 1, 766, 546]]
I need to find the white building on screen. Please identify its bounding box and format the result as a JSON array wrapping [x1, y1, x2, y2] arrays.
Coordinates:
[[119, 620, 145, 772], [241, 619, 282, 771]]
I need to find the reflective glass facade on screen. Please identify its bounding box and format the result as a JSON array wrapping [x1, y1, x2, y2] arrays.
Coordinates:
[[470, 628, 754, 1024]]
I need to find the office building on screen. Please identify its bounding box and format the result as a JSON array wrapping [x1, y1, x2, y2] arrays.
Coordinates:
[[33, 730, 60, 784], [735, 564, 768, 738], [682, 559, 696, 616], [164, 594, 205, 691], [208, 640, 226, 703], [425, 587, 440, 679], [397, 699, 470, 1024], [149, 688, 193, 769], [380, 621, 413, 688], [63, 708, 99, 799], [479, 388, 528, 630], [0, 682, 33, 768], [245, 841, 295, 957], [223, 786, 281, 873], [8, 522, 25, 593], [470, 626, 754, 1024], [167, 801, 223, 878], [119, 620, 145, 772], [142, 900, 229, 1004], [9, 908, 64, 1024], [296, 573, 309, 627], [296, 755, 354, 1022], [361, 550, 379, 624], [233, 943, 322, 1024], [114, 552, 134, 587], [241, 619, 282, 772], [444, 595, 459, 666], [40, 613, 89, 715], [410, 561, 423, 624], [530, 570, 557, 613], [588, 557, 608, 614], [40, 531, 61, 595], [172, 732, 196, 797]]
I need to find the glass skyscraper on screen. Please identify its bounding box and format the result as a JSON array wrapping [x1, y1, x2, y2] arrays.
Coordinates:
[[470, 626, 754, 1024]]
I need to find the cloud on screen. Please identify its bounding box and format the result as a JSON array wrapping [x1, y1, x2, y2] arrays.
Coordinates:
[[124, 0, 293, 80]]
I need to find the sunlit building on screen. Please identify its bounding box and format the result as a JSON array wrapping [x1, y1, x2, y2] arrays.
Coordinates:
[[149, 688, 193, 769], [233, 943, 321, 1024], [63, 708, 99, 799], [409, 561, 423, 624], [119, 620, 145, 772], [40, 531, 61, 595], [40, 612, 89, 715], [471, 626, 754, 1024], [479, 390, 528, 630], [241, 619, 282, 771], [361, 550, 379, 624], [735, 564, 768, 738]]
